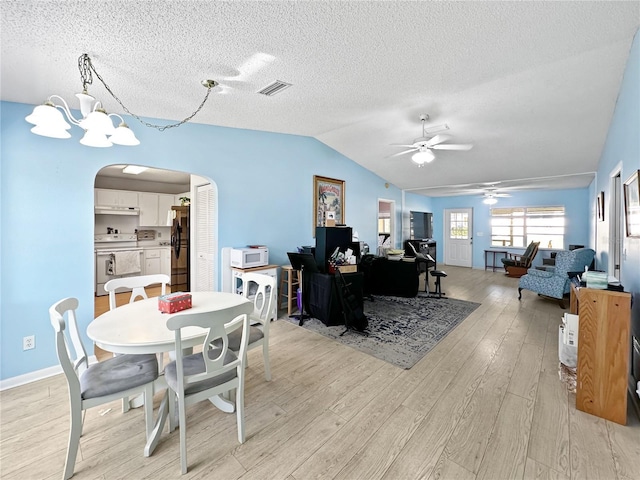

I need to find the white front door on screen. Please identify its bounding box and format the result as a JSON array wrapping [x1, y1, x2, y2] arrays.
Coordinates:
[[444, 208, 473, 267]]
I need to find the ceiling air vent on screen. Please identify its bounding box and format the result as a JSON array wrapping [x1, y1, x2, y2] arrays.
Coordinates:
[[257, 80, 292, 96]]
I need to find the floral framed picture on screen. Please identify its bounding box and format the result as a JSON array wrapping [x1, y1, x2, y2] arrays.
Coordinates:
[[623, 170, 640, 237], [313, 175, 345, 233]]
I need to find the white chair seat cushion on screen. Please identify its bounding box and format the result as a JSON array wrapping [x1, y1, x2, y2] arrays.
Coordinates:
[[80, 354, 158, 399], [212, 325, 264, 351], [165, 348, 238, 395]]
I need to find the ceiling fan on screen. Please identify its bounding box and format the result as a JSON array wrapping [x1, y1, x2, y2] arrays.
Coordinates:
[[482, 187, 511, 205], [390, 114, 473, 166]]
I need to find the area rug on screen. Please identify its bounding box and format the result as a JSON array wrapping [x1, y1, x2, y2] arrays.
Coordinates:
[[285, 294, 481, 369]]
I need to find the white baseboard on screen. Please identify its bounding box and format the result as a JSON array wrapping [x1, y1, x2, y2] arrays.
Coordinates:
[[0, 355, 98, 391]]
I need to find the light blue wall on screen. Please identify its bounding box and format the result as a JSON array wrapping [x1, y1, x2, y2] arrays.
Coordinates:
[[0, 101, 402, 380], [591, 30, 640, 334], [431, 189, 590, 269], [2, 29, 639, 383]]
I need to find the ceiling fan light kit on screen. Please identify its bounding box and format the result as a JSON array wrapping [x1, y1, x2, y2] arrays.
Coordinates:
[[391, 114, 473, 166], [412, 149, 435, 165], [25, 54, 218, 147]]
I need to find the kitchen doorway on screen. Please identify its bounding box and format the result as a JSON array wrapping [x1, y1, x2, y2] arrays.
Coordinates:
[[93, 165, 218, 310]]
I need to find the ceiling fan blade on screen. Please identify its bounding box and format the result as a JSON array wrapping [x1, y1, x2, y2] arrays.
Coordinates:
[[425, 134, 452, 147], [388, 148, 417, 158], [390, 143, 418, 148], [431, 144, 473, 151]]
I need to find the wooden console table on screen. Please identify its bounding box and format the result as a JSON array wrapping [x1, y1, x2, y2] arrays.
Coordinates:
[[484, 249, 507, 271], [571, 283, 631, 425]]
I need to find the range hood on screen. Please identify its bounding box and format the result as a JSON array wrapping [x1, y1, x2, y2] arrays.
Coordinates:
[[94, 205, 140, 215]]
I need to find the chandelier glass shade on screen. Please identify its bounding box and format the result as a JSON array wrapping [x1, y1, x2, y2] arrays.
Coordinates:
[[25, 54, 217, 148], [26, 93, 140, 148], [411, 149, 435, 165]]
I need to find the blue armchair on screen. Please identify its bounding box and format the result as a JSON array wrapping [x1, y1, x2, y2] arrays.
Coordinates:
[[518, 248, 596, 308]]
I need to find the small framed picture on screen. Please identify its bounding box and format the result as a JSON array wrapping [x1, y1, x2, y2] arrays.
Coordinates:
[[597, 191, 605, 221], [623, 170, 640, 237]]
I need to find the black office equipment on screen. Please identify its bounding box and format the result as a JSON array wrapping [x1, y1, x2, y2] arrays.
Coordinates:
[[287, 252, 319, 326], [315, 226, 353, 273]]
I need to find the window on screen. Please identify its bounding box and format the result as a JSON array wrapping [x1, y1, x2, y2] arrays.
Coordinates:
[[378, 217, 391, 234], [490, 206, 565, 248], [449, 211, 470, 239]]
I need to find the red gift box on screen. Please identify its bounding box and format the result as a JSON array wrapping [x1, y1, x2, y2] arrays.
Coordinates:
[[158, 292, 192, 314]]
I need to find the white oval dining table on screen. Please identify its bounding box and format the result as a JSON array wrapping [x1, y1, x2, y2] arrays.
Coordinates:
[[87, 291, 253, 457]]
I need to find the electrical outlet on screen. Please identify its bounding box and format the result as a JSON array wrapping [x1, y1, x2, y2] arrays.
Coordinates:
[[23, 335, 35, 350]]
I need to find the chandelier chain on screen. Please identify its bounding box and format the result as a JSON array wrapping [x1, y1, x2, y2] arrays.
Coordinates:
[[78, 54, 213, 131]]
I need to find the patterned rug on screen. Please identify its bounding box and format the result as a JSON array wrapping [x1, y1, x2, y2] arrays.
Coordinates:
[[286, 294, 481, 369]]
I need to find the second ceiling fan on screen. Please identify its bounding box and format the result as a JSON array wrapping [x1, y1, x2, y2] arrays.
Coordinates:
[[390, 114, 473, 166]]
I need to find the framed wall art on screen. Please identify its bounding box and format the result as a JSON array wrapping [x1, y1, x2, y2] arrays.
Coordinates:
[[313, 175, 345, 233], [623, 170, 640, 237], [597, 191, 605, 221]]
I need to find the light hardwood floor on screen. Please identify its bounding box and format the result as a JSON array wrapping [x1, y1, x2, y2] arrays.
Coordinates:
[[2, 267, 638, 479]]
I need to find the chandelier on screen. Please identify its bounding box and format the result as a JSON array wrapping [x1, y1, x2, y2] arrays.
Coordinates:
[[25, 54, 218, 148]]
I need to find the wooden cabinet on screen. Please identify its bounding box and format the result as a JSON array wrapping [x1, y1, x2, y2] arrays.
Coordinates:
[[572, 284, 632, 425], [95, 188, 138, 207]]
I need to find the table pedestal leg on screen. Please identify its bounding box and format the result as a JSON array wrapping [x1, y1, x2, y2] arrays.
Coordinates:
[[208, 394, 235, 413], [144, 392, 168, 457]]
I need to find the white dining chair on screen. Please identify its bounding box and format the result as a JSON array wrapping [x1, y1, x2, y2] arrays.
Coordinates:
[[104, 273, 170, 411], [104, 273, 170, 310], [164, 309, 250, 475], [236, 272, 277, 381], [49, 297, 159, 480]]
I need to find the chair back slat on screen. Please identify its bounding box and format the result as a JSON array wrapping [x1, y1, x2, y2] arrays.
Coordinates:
[[105, 274, 170, 311], [49, 298, 84, 396], [241, 272, 277, 324], [167, 308, 250, 390]]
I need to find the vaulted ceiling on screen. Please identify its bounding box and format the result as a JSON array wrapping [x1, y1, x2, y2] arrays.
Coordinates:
[[2, 1, 638, 196]]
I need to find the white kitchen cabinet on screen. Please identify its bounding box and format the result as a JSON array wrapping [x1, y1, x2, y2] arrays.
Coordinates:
[[139, 193, 175, 227], [95, 188, 138, 207], [144, 248, 161, 275], [139, 193, 159, 226], [161, 248, 171, 278], [158, 194, 175, 227], [144, 247, 171, 277]]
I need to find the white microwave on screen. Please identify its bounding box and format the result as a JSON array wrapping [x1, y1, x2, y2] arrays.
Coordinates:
[[230, 247, 269, 268]]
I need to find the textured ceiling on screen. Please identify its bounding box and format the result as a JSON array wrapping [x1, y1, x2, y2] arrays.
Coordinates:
[[2, 1, 638, 196]]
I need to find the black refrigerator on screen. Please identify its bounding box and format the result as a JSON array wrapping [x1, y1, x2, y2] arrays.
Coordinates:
[[170, 206, 190, 292]]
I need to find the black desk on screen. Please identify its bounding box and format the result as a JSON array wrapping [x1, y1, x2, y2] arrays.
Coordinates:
[[307, 272, 364, 326], [360, 256, 419, 298]]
